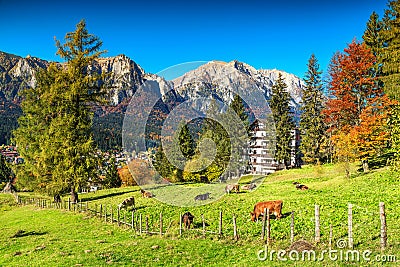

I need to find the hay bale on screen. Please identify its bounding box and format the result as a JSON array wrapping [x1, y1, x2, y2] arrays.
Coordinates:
[[287, 240, 314, 252]]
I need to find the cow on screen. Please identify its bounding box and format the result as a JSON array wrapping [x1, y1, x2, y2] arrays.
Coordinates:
[[194, 192, 211, 201], [141, 189, 154, 198], [293, 182, 309, 190], [241, 183, 256, 191], [118, 196, 135, 210], [182, 212, 195, 229], [225, 184, 240, 194], [250, 200, 283, 222]]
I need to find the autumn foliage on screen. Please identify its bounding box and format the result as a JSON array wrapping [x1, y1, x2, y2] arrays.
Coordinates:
[[324, 40, 392, 172]]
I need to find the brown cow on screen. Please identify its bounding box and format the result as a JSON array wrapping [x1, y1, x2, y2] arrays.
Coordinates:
[[141, 189, 154, 198], [250, 200, 283, 221], [293, 182, 309, 190], [118, 196, 135, 210], [182, 212, 195, 229], [225, 184, 240, 194], [241, 183, 256, 191]]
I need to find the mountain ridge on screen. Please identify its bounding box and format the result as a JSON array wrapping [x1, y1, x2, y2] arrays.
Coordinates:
[[0, 51, 304, 148]]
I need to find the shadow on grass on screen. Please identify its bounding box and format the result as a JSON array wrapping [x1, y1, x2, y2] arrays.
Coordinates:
[[81, 189, 139, 202], [10, 230, 47, 238]]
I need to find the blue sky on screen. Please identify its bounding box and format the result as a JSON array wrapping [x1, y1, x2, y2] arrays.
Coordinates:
[[0, 0, 388, 79]]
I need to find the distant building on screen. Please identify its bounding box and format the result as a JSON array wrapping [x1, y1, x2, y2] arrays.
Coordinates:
[[248, 120, 300, 175]]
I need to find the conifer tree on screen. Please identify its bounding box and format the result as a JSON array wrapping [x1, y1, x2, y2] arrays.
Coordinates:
[[0, 154, 12, 183], [178, 123, 195, 159], [300, 54, 326, 164], [103, 157, 121, 189], [379, 0, 400, 167], [363, 12, 383, 57], [13, 20, 106, 201], [269, 73, 295, 168]]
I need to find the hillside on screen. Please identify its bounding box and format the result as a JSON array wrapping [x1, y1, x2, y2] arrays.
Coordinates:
[[1, 164, 399, 266]]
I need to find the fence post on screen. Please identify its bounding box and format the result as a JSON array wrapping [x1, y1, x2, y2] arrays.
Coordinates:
[[111, 206, 113, 224], [104, 204, 107, 223], [233, 214, 238, 240], [179, 213, 182, 236], [117, 208, 120, 226], [146, 215, 149, 234], [290, 211, 295, 243], [202, 214, 206, 238], [266, 208, 270, 246], [68, 198, 71, 211], [261, 208, 267, 240], [139, 214, 142, 234], [379, 202, 387, 250], [159, 212, 163, 237], [315, 204, 320, 243], [99, 204, 102, 219], [131, 210, 135, 230], [348, 203, 353, 249], [329, 224, 333, 249], [219, 210, 223, 237]]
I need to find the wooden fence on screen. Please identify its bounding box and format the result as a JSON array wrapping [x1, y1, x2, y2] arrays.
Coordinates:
[[16, 197, 389, 250]]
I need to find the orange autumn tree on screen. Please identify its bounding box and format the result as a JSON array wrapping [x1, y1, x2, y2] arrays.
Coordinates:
[[324, 40, 391, 174]]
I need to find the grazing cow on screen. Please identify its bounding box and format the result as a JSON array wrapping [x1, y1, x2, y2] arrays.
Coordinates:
[[141, 189, 154, 198], [250, 200, 283, 222], [225, 184, 240, 194], [118, 196, 135, 210], [182, 212, 195, 229], [241, 183, 256, 191], [293, 182, 309, 190], [194, 192, 211, 201]]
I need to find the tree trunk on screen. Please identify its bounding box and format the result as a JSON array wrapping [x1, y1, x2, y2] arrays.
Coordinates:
[[71, 188, 78, 203], [362, 160, 369, 173]]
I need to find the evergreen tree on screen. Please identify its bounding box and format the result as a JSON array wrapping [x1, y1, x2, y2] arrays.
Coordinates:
[[152, 146, 174, 179], [300, 54, 326, 164], [103, 157, 121, 189], [363, 12, 383, 57], [0, 154, 12, 182], [379, 0, 400, 167], [13, 20, 106, 201], [230, 94, 249, 130], [269, 74, 295, 168], [178, 123, 195, 159]]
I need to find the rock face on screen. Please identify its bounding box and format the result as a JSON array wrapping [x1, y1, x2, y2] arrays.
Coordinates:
[[0, 52, 49, 102], [171, 60, 303, 118], [92, 54, 145, 105]]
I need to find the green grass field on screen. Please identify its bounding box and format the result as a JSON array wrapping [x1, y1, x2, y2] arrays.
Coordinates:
[[1, 163, 399, 266]]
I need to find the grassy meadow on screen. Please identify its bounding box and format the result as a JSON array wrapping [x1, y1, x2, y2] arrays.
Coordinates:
[[1, 163, 399, 266]]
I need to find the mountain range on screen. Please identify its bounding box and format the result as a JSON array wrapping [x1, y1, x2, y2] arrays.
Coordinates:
[[0, 51, 304, 149]]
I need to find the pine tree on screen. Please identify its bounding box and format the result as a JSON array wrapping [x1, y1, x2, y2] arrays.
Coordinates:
[[363, 12, 383, 57], [230, 94, 249, 130], [103, 157, 121, 189], [0, 154, 12, 183], [269, 73, 295, 168], [13, 20, 106, 201], [178, 123, 195, 159], [300, 54, 326, 164], [379, 0, 400, 167]]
